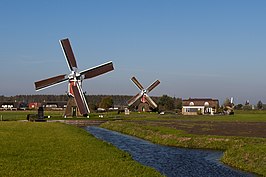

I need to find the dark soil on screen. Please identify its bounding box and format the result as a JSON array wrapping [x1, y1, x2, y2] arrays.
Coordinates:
[[129, 120, 266, 138]]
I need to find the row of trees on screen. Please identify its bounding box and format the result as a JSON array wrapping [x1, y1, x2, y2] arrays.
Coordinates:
[[3, 94, 265, 112], [0, 95, 131, 106], [89, 95, 182, 112], [89, 94, 182, 112], [0, 94, 182, 112]]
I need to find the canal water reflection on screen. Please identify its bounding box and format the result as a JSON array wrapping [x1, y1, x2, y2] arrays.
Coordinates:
[[85, 126, 254, 177]]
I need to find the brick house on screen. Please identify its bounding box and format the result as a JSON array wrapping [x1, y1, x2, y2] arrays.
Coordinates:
[[182, 98, 219, 115]]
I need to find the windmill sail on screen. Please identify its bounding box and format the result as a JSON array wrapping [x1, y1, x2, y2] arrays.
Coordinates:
[[60, 38, 78, 71], [145, 95, 157, 109], [71, 82, 90, 115], [131, 77, 144, 90], [147, 80, 160, 93], [127, 92, 142, 106], [81, 61, 114, 79], [35, 74, 68, 91]]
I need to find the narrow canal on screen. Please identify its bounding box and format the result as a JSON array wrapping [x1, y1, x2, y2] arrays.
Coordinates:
[[84, 126, 254, 177]]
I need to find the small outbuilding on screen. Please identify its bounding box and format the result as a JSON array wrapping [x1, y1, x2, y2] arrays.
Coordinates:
[[182, 98, 219, 115]]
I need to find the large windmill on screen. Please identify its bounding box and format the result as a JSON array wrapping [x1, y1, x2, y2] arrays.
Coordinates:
[[127, 76, 160, 112], [35, 38, 114, 117]]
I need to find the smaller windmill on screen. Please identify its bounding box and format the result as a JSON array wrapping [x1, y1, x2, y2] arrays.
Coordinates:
[[127, 76, 160, 112], [225, 97, 234, 115]]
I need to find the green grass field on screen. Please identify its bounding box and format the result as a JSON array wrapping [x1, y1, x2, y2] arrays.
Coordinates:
[[0, 110, 64, 121], [134, 110, 266, 122], [0, 122, 162, 177], [1, 110, 266, 176]]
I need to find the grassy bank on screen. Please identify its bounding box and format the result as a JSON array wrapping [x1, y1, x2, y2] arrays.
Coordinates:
[[101, 121, 266, 176], [0, 122, 162, 177]]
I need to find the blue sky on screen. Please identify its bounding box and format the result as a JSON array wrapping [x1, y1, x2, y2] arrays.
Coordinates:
[[0, 0, 266, 104]]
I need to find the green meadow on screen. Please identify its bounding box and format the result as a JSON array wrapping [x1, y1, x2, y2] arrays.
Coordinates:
[[0, 121, 162, 177], [1, 110, 266, 176]]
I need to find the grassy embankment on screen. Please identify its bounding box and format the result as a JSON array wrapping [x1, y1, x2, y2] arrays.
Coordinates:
[[0, 122, 162, 177], [101, 112, 266, 176]]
